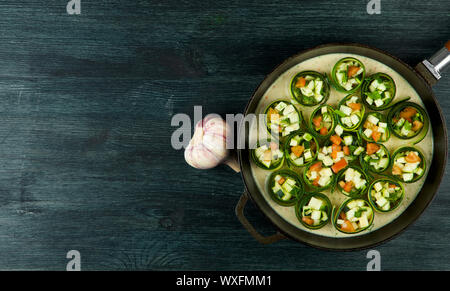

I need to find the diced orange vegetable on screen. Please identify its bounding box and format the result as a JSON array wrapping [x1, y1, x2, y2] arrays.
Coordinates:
[[405, 152, 421, 163], [291, 145, 305, 157], [412, 120, 423, 132], [330, 135, 342, 145], [343, 146, 350, 155], [319, 127, 328, 135], [331, 150, 338, 160], [295, 77, 306, 88], [312, 116, 322, 128], [310, 162, 322, 172], [339, 212, 347, 220], [366, 143, 380, 155], [371, 129, 381, 142], [392, 165, 402, 175], [332, 144, 342, 153], [270, 142, 279, 151], [347, 66, 360, 78], [343, 181, 354, 193], [399, 107, 417, 122], [341, 220, 355, 232], [331, 158, 347, 173], [268, 108, 279, 122], [339, 181, 346, 188], [348, 103, 361, 111], [302, 216, 314, 225], [278, 177, 286, 185], [389, 184, 397, 188], [364, 120, 375, 130], [312, 177, 320, 186]]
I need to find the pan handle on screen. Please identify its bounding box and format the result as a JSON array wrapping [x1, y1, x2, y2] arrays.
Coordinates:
[[235, 191, 286, 244], [416, 41, 450, 86]]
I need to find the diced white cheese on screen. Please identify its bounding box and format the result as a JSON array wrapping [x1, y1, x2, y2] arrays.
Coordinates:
[[323, 156, 334, 167], [290, 139, 298, 146], [283, 105, 295, 115], [403, 173, 414, 182], [320, 168, 333, 177], [366, 97, 374, 105], [403, 162, 419, 173], [335, 125, 344, 136], [345, 168, 354, 182], [341, 117, 352, 127], [376, 196, 388, 207], [321, 106, 327, 114], [374, 182, 383, 192], [379, 122, 387, 128], [289, 113, 299, 123], [340, 105, 352, 116], [343, 135, 353, 146], [359, 215, 369, 228], [304, 151, 312, 160], [353, 146, 364, 155], [311, 210, 321, 220], [364, 128, 373, 138], [318, 176, 330, 187], [317, 153, 325, 160], [367, 115, 379, 125], [274, 102, 287, 111], [310, 170, 317, 180], [294, 157, 304, 165], [308, 197, 323, 209], [336, 152, 345, 160], [374, 99, 384, 107], [350, 114, 359, 125]]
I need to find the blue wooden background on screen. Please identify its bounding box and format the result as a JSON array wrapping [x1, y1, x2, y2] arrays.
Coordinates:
[[0, 0, 448, 270]]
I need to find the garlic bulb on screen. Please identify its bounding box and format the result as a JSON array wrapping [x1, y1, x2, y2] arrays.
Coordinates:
[[184, 115, 239, 172]]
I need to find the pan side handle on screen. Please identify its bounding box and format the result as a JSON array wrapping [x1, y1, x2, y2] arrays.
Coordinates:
[[416, 41, 450, 86], [235, 192, 286, 244]]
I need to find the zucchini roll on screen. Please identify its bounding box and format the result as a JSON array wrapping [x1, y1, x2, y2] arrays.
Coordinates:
[[309, 104, 336, 139], [290, 71, 330, 106], [285, 131, 319, 168], [368, 179, 404, 212], [360, 143, 391, 173], [335, 94, 365, 131], [331, 57, 365, 93], [334, 198, 374, 234], [265, 100, 302, 138], [388, 102, 429, 142], [296, 193, 331, 229], [359, 112, 390, 143], [317, 133, 364, 175], [337, 166, 369, 197], [268, 169, 303, 206], [303, 161, 335, 191], [251, 139, 285, 170], [390, 147, 426, 183], [361, 73, 396, 110]]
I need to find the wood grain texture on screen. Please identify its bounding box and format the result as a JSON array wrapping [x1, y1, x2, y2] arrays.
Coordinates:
[[0, 0, 448, 270]]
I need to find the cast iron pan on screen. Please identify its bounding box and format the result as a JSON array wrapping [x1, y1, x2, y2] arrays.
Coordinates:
[[235, 43, 448, 250]]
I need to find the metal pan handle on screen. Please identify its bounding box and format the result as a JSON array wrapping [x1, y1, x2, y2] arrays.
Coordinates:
[[235, 192, 286, 244], [416, 41, 450, 86]]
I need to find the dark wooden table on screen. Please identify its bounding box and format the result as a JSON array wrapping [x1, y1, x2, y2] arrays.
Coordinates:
[[0, 0, 449, 270]]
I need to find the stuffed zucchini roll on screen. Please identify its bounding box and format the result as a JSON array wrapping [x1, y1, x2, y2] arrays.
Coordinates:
[[391, 147, 426, 183], [335, 94, 365, 131], [359, 112, 390, 143], [285, 131, 319, 167], [317, 133, 364, 175], [368, 179, 404, 212], [296, 193, 331, 229], [309, 105, 336, 139], [331, 57, 365, 93], [251, 139, 285, 170], [360, 143, 391, 173], [388, 102, 429, 142], [303, 161, 335, 191], [337, 166, 369, 197], [268, 170, 303, 206], [265, 100, 302, 138], [290, 71, 330, 106], [334, 198, 374, 234], [362, 73, 396, 110]]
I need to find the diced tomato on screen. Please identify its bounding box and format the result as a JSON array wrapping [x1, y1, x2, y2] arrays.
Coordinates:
[[392, 165, 402, 175], [364, 120, 375, 130], [341, 220, 355, 232], [366, 143, 380, 155], [343, 181, 354, 193], [268, 108, 279, 122], [348, 102, 361, 111], [389, 183, 397, 188], [332, 144, 342, 153], [330, 135, 342, 145], [343, 146, 350, 155], [310, 162, 322, 172], [313, 116, 322, 128], [319, 127, 328, 135], [371, 129, 381, 142], [331, 150, 338, 160], [339, 212, 347, 220], [302, 216, 314, 225], [405, 152, 421, 163], [412, 120, 424, 132], [278, 177, 286, 185], [347, 66, 360, 78], [291, 145, 305, 157], [339, 181, 346, 188], [296, 77, 306, 88], [312, 176, 320, 186], [399, 107, 417, 122], [331, 158, 347, 173]]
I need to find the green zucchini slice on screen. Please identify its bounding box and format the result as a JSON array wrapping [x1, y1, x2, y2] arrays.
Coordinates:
[[250, 139, 285, 170], [335, 94, 365, 131], [387, 102, 429, 144], [308, 104, 336, 139], [334, 198, 374, 234], [264, 100, 302, 139], [331, 57, 366, 93], [359, 112, 390, 143], [360, 142, 391, 174], [336, 166, 370, 197], [285, 131, 319, 168], [295, 192, 332, 229], [390, 146, 426, 183], [367, 178, 404, 213], [268, 169, 303, 206], [290, 71, 330, 106], [361, 73, 396, 111], [303, 161, 335, 191]]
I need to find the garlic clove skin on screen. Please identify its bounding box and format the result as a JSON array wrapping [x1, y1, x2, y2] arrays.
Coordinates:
[[184, 115, 231, 170]]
